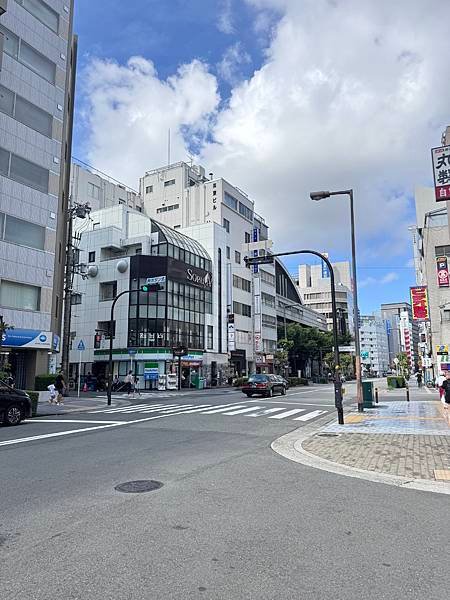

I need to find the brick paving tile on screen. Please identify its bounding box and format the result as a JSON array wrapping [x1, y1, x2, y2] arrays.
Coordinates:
[[302, 433, 450, 480]]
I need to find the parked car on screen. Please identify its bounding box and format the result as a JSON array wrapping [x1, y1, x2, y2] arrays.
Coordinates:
[[242, 374, 287, 397], [0, 380, 32, 426]]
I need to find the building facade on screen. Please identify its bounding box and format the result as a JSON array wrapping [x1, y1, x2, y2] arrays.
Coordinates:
[[297, 261, 354, 336], [381, 302, 419, 370], [359, 315, 389, 376], [0, 0, 75, 387]]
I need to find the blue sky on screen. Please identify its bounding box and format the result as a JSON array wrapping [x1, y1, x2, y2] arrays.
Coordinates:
[[71, 0, 447, 315]]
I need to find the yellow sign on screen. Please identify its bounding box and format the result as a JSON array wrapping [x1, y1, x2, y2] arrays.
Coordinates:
[[436, 344, 449, 354]]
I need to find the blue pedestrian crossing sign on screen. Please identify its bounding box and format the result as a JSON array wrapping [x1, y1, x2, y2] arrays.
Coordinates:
[[77, 340, 86, 351]]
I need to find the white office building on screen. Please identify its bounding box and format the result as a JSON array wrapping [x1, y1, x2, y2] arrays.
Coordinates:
[[359, 315, 389, 376]]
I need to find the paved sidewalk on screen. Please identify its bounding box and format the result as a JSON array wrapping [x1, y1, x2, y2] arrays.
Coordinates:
[[302, 401, 450, 482], [36, 395, 130, 416]]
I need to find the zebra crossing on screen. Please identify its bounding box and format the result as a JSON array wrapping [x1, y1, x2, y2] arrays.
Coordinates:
[[89, 401, 329, 423]]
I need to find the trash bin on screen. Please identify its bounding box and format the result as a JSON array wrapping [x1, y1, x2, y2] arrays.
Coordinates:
[[362, 381, 374, 408]]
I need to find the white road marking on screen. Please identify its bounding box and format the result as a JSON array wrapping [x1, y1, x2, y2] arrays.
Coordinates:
[[222, 406, 264, 416], [293, 410, 328, 421], [201, 404, 247, 414], [23, 419, 123, 425], [0, 422, 126, 447], [92, 404, 161, 413], [139, 404, 194, 413], [268, 409, 306, 419], [247, 400, 335, 406], [245, 407, 289, 417], [167, 404, 213, 414]]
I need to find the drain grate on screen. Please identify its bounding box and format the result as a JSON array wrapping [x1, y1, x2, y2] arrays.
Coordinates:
[[316, 433, 340, 438], [115, 480, 163, 494]]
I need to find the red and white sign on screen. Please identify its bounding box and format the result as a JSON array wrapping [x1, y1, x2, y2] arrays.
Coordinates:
[[410, 286, 429, 320], [432, 145, 450, 201], [436, 256, 450, 288]]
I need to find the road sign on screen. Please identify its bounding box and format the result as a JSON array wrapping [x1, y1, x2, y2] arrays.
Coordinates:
[[128, 348, 137, 355], [244, 255, 274, 266], [436, 344, 449, 355], [77, 340, 85, 351], [146, 276, 166, 285]]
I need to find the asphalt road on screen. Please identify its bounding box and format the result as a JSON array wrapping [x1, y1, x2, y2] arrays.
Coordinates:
[[1, 383, 447, 599]]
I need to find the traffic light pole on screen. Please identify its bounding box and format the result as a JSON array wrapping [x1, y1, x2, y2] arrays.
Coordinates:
[[107, 289, 132, 406], [245, 250, 344, 424]]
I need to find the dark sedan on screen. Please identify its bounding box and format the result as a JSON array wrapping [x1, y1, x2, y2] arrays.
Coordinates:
[[0, 381, 32, 426], [242, 374, 287, 397]]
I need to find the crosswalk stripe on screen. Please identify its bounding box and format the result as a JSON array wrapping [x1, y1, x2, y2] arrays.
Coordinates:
[[222, 406, 264, 416], [112, 404, 181, 413], [293, 410, 328, 421], [246, 407, 289, 417], [141, 404, 194, 413], [201, 404, 247, 414], [167, 404, 213, 414], [268, 408, 305, 419], [89, 404, 161, 414]]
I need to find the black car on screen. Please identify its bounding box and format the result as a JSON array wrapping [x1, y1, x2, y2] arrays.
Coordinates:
[[242, 374, 287, 397], [274, 375, 290, 390], [0, 380, 32, 426]]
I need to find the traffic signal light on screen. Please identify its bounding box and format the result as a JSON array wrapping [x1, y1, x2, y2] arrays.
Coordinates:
[[140, 283, 163, 293]]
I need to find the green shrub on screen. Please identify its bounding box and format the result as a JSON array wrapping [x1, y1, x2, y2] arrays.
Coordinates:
[[387, 376, 406, 389], [26, 391, 39, 417], [233, 377, 249, 387], [288, 377, 309, 387], [34, 374, 56, 391]]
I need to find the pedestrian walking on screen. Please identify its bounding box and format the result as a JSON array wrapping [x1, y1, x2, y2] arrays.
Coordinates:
[[124, 370, 134, 396], [47, 383, 57, 404], [54, 371, 66, 405], [440, 372, 450, 409], [416, 371, 423, 388], [436, 372, 445, 398], [134, 376, 141, 396]]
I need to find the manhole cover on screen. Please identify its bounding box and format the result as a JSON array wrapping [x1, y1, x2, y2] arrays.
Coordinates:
[[316, 433, 340, 438], [114, 480, 163, 494]]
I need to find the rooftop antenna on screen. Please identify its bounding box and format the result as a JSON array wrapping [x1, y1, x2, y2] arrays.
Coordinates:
[[167, 128, 171, 166], [187, 152, 194, 168]]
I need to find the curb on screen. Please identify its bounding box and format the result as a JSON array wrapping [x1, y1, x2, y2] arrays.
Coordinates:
[[271, 420, 450, 496]]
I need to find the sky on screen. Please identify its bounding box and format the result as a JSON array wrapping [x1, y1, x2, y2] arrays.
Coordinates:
[[72, 0, 450, 314]]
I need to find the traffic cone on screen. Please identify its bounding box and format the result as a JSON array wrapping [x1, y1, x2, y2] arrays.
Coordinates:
[[83, 383, 88, 392]]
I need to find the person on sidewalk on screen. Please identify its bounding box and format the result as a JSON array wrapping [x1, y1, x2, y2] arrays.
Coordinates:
[[436, 372, 445, 399], [124, 370, 134, 396], [440, 372, 450, 408], [47, 383, 57, 404], [54, 371, 66, 405], [416, 371, 423, 388]]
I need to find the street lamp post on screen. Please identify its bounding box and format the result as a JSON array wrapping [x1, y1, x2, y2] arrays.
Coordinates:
[[107, 290, 132, 406], [310, 189, 363, 413], [246, 250, 344, 425]]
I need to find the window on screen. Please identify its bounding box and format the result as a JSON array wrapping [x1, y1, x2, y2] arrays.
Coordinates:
[[97, 320, 115, 339], [3, 213, 45, 250], [224, 191, 238, 211], [146, 185, 153, 193], [88, 251, 96, 263], [8, 151, 49, 193], [233, 274, 251, 292], [207, 325, 213, 349], [260, 270, 275, 286], [157, 203, 179, 214], [262, 292, 276, 308], [164, 179, 175, 187], [262, 314, 277, 329], [0, 84, 15, 117], [19, 40, 56, 83], [99, 281, 117, 301], [223, 218, 230, 233], [233, 301, 252, 317], [0, 147, 9, 176], [88, 183, 100, 200], [239, 201, 253, 221], [226, 246, 230, 259], [0, 25, 19, 58], [71, 293, 82, 305], [13, 95, 53, 137], [235, 251, 241, 264], [14, 0, 59, 33], [244, 232, 251, 243], [0, 280, 40, 311], [435, 245, 450, 257]]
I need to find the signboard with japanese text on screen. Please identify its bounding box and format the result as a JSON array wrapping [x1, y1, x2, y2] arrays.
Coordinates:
[[431, 145, 450, 201], [410, 286, 429, 320], [436, 256, 450, 287]]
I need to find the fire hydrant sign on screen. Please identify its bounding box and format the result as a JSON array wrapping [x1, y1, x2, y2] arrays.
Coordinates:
[[432, 145, 450, 201]]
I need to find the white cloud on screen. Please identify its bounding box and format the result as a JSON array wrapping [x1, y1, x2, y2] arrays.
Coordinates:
[[360, 272, 399, 288], [80, 0, 450, 260], [217, 0, 235, 34], [217, 42, 251, 85]]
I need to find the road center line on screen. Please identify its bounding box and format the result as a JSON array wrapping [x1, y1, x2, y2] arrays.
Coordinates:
[[23, 419, 123, 424]]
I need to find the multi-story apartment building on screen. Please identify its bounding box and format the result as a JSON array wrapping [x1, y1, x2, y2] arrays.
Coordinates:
[[0, 0, 75, 387], [359, 314, 389, 376], [381, 302, 419, 370], [70, 160, 143, 213], [297, 261, 354, 336]]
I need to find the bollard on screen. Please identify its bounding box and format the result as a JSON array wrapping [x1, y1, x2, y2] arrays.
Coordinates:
[[406, 384, 410, 402], [375, 387, 379, 404]]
